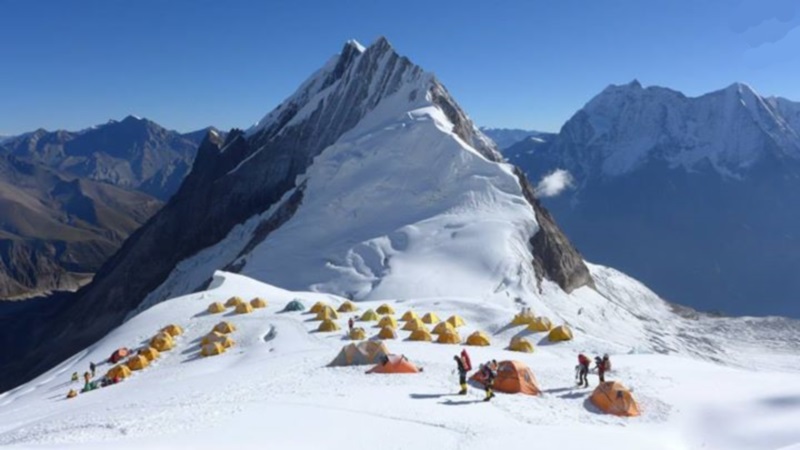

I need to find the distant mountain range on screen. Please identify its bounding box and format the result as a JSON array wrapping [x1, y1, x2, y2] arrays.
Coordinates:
[[479, 127, 545, 150], [0, 118, 210, 299], [507, 80, 800, 317], [0, 116, 210, 200]]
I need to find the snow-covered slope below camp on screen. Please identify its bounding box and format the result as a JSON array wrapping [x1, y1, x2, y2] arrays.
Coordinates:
[[1, 271, 799, 450]]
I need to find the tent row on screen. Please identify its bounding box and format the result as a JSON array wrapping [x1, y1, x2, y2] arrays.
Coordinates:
[[510, 311, 574, 342], [207, 296, 268, 315], [103, 323, 184, 386]]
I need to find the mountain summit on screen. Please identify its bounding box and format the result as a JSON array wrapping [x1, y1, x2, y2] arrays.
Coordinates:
[[1, 37, 592, 390]]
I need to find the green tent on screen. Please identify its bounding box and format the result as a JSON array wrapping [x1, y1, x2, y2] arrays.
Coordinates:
[[283, 299, 305, 312]]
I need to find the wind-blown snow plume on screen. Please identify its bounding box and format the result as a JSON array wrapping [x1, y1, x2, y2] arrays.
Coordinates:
[[534, 169, 574, 197]]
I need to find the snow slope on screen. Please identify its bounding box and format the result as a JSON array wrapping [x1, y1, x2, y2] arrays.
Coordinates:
[[1, 271, 799, 450]]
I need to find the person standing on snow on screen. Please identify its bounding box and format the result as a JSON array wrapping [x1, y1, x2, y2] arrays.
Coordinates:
[[482, 360, 498, 401], [577, 354, 590, 388], [348, 317, 355, 331], [596, 354, 610, 382], [89, 362, 96, 377], [454, 355, 469, 395]]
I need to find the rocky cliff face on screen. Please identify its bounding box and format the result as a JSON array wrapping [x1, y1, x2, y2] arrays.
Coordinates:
[[0, 38, 592, 393], [0, 154, 162, 299]]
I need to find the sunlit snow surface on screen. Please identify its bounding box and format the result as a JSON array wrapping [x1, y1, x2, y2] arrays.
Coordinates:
[[1, 271, 799, 450]]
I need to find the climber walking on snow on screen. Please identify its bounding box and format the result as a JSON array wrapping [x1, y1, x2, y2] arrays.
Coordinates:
[[481, 360, 498, 401], [453, 349, 472, 395], [577, 353, 590, 388]]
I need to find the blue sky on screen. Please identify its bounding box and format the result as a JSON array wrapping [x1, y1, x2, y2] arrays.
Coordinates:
[[1, 0, 798, 135]]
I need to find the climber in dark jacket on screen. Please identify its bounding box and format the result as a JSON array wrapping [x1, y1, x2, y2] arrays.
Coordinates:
[[454, 355, 468, 395]]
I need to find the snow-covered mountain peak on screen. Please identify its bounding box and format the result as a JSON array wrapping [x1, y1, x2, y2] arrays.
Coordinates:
[[560, 81, 800, 177]]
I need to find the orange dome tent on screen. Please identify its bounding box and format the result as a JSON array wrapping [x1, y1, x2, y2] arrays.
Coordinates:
[[366, 354, 421, 374], [590, 381, 641, 417], [471, 360, 541, 395]]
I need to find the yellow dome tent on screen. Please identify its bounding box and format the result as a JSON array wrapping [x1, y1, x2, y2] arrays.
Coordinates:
[[432, 321, 456, 335], [436, 330, 461, 344], [150, 333, 174, 352], [201, 331, 234, 348], [318, 319, 341, 332], [360, 309, 379, 321], [511, 310, 535, 325], [509, 336, 534, 353], [138, 347, 160, 362], [408, 328, 433, 342], [106, 364, 132, 380], [349, 327, 367, 340], [225, 296, 244, 308], [528, 317, 553, 332], [250, 297, 268, 309], [214, 321, 236, 334], [125, 355, 150, 371], [421, 312, 440, 324], [446, 315, 466, 328], [315, 306, 339, 321], [401, 310, 419, 321], [377, 326, 397, 340], [402, 318, 426, 331], [466, 331, 491, 346], [207, 302, 226, 314], [548, 325, 573, 342], [201, 342, 225, 357], [377, 315, 398, 329], [310, 301, 329, 314], [376, 304, 395, 315], [338, 301, 358, 312], [235, 302, 254, 314], [161, 324, 183, 337]]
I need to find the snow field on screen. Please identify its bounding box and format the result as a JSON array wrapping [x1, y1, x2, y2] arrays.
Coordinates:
[[2, 272, 799, 450]]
